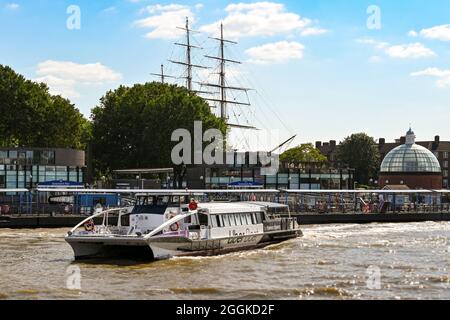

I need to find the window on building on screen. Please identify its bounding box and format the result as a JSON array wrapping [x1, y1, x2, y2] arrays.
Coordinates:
[[444, 161, 449, 169], [444, 152, 449, 159], [444, 179, 449, 188], [0, 151, 7, 165], [39, 151, 55, 165], [444, 170, 449, 178], [26, 151, 33, 165], [0, 175, 5, 188]]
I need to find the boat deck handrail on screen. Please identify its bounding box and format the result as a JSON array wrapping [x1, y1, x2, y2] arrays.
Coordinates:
[[68, 207, 131, 235]]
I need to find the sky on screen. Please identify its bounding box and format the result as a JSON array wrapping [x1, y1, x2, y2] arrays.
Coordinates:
[[1, 0, 450, 150]]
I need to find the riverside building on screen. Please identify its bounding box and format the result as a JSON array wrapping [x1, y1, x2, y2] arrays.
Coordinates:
[[0, 148, 85, 189]]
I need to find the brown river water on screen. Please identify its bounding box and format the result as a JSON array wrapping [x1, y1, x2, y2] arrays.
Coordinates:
[[0, 222, 449, 300]]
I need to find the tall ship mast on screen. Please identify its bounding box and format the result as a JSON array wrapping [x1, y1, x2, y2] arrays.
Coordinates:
[[200, 23, 256, 130], [151, 19, 296, 152], [169, 17, 209, 95]]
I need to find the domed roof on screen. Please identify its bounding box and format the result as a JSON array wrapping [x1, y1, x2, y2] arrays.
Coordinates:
[[381, 144, 441, 173]]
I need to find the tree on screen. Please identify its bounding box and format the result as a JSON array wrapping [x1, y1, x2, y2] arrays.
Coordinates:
[[280, 143, 327, 168], [336, 133, 380, 185], [90, 82, 227, 184], [0, 64, 89, 149]]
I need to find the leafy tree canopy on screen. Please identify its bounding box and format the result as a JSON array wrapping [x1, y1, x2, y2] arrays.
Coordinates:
[[0, 64, 90, 149], [280, 143, 327, 167], [91, 82, 227, 179], [336, 133, 380, 185]]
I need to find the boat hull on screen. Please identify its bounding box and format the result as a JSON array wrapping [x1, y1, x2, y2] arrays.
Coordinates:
[[66, 229, 302, 261]]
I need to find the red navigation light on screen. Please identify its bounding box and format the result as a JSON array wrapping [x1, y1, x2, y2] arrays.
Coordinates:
[[189, 200, 198, 211]]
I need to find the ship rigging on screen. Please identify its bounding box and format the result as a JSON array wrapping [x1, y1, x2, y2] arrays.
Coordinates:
[[151, 17, 296, 153]]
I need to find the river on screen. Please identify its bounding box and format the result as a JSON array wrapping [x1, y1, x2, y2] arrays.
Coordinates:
[[0, 222, 449, 300]]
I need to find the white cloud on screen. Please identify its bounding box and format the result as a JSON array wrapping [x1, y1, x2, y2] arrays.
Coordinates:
[[385, 43, 436, 59], [199, 2, 313, 39], [300, 27, 328, 37], [35, 60, 122, 99], [408, 30, 418, 37], [135, 4, 196, 39], [419, 24, 450, 42], [5, 3, 19, 10], [356, 38, 389, 49], [411, 67, 450, 88], [358, 38, 435, 59], [245, 41, 304, 64]]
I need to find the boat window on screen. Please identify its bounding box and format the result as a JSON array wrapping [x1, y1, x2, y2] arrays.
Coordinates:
[[236, 214, 242, 226], [251, 213, 256, 224], [198, 212, 208, 225], [184, 215, 192, 224], [230, 215, 236, 226], [245, 214, 251, 225], [157, 196, 170, 206], [219, 215, 224, 227], [223, 215, 230, 227], [256, 212, 263, 224], [216, 215, 222, 227], [210, 215, 218, 228], [240, 214, 247, 225]]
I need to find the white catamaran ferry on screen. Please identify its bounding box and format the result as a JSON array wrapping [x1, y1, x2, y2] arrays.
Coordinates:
[[64, 191, 302, 260]]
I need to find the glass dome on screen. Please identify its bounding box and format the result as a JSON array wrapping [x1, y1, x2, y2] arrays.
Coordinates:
[[380, 144, 441, 173]]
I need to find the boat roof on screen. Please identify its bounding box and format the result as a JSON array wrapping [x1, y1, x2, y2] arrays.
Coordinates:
[[196, 202, 265, 214], [246, 201, 289, 209]]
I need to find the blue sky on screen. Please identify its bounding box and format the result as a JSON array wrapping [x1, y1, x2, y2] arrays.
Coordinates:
[[1, 0, 450, 149]]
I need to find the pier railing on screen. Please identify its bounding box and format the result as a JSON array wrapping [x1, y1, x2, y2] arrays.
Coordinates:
[[1, 188, 450, 216], [281, 190, 450, 215]]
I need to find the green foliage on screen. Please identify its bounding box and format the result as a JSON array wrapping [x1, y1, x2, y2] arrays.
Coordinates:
[[280, 143, 327, 167], [0, 64, 89, 149], [336, 133, 380, 185], [91, 82, 227, 178]]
